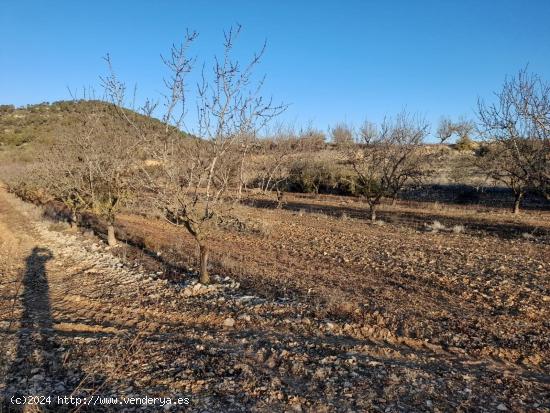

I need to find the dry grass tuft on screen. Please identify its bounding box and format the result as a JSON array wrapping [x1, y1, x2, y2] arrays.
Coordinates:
[[425, 220, 446, 232], [48, 221, 71, 232], [521, 232, 535, 240], [451, 224, 465, 234]]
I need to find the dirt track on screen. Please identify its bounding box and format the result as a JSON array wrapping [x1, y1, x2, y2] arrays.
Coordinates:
[[0, 185, 549, 412]]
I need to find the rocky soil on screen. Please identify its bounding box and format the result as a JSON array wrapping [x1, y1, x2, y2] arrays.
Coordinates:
[[0, 186, 549, 412]]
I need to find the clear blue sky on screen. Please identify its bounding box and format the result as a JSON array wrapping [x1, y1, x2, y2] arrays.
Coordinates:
[[1, 0, 549, 139]]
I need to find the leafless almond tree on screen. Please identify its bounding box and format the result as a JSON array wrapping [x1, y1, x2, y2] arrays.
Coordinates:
[[475, 142, 528, 213], [347, 112, 430, 220], [253, 125, 298, 194], [437, 116, 474, 144], [477, 68, 550, 212], [156, 27, 285, 283], [39, 113, 143, 245], [39, 127, 95, 228], [106, 26, 286, 284]]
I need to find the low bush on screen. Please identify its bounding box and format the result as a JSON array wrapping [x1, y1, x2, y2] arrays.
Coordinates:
[[451, 224, 465, 234], [286, 159, 359, 196], [454, 135, 478, 152], [218, 214, 271, 236], [425, 220, 446, 232]]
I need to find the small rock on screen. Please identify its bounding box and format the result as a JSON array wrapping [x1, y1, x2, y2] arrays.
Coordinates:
[[31, 374, 44, 382], [223, 317, 235, 328], [497, 404, 508, 411]]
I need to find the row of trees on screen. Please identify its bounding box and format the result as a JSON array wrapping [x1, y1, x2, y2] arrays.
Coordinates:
[[10, 28, 549, 284], [325, 69, 549, 215], [261, 114, 434, 220], [39, 112, 140, 246], [25, 27, 286, 285]]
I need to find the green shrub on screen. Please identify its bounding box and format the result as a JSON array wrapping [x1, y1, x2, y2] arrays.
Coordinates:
[[286, 159, 359, 195]]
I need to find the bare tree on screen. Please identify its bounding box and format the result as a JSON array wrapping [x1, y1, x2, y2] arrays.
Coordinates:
[[6, 165, 54, 208], [155, 27, 285, 283], [39, 128, 94, 228], [454, 118, 475, 141], [477, 68, 550, 212], [475, 143, 528, 213], [88, 126, 141, 246], [348, 112, 430, 220], [253, 125, 297, 194], [437, 116, 475, 145], [98, 48, 202, 244], [109, 27, 285, 284], [436, 117, 454, 144], [39, 113, 142, 245]]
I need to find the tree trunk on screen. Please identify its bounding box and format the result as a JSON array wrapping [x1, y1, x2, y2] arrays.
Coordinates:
[[237, 145, 250, 203], [107, 224, 117, 246], [369, 205, 376, 222], [276, 189, 284, 209], [70, 211, 78, 229], [199, 243, 210, 284], [513, 192, 523, 214]]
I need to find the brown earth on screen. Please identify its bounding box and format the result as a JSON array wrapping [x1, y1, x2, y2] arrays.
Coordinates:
[[0, 185, 549, 412], [117, 192, 550, 367]]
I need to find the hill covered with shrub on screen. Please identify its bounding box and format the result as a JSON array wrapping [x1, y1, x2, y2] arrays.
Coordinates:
[[0, 100, 190, 149]]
